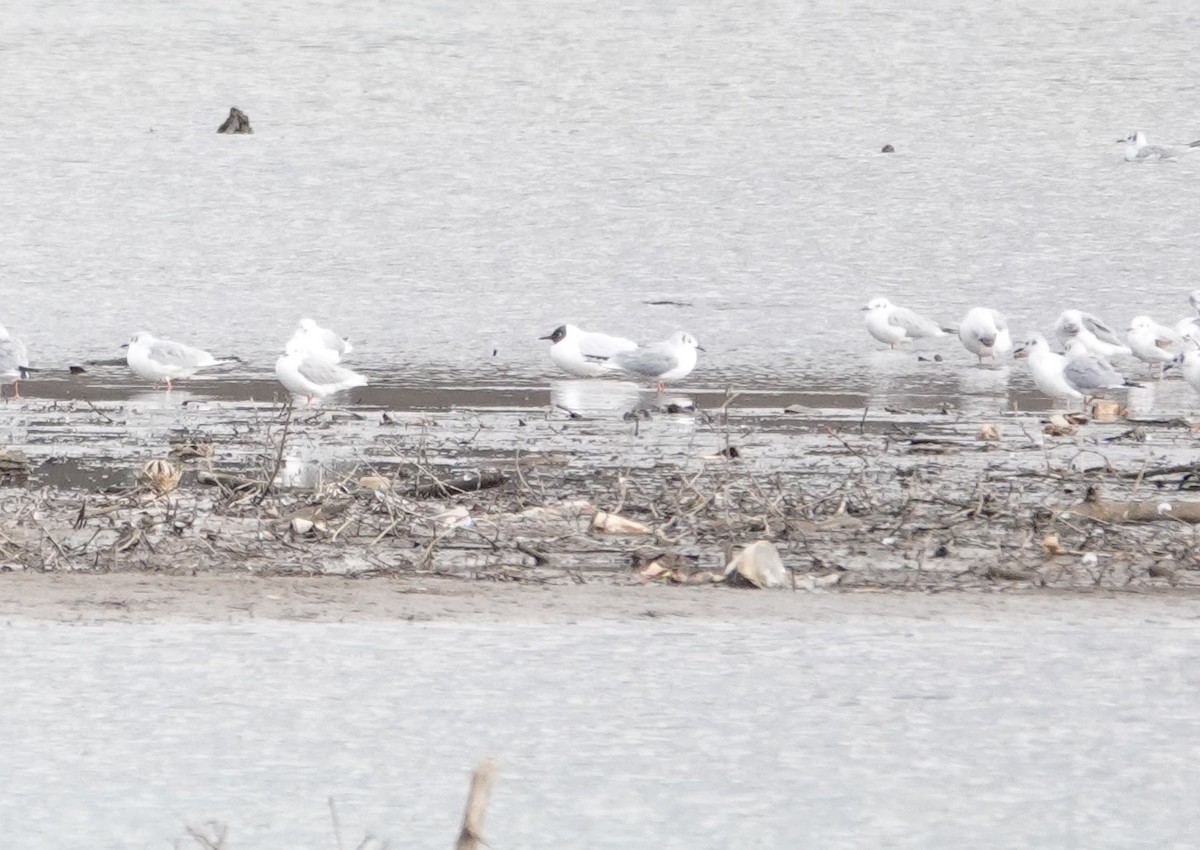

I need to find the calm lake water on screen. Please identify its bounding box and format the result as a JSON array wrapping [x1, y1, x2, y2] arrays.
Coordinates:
[[4, 0, 1200, 396], [2, 610, 1199, 849]]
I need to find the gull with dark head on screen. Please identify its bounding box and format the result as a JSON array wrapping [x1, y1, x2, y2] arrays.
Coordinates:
[[861, 297, 949, 348], [539, 324, 637, 378]]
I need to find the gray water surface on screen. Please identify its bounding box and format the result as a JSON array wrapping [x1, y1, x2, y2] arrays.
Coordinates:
[[4, 0, 1200, 392], [3, 610, 1199, 849]]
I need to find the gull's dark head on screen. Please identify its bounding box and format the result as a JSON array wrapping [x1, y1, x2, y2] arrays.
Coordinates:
[[539, 325, 567, 344]]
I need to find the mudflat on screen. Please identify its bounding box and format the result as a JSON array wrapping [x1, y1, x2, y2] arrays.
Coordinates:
[[2, 572, 1199, 625]]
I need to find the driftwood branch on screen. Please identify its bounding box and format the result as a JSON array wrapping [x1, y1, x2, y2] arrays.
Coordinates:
[[406, 471, 505, 499], [455, 761, 495, 850], [1062, 499, 1200, 524]]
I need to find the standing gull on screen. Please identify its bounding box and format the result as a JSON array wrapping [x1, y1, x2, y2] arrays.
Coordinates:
[[957, 308, 1012, 364], [124, 332, 222, 391], [289, 318, 353, 363], [1168, 349, 1200, 398], [540, 324, 637, 378], [1126, 316, 1181, 377], [1054, 310, 1131, 359], [0, 324, 31, 399], [1173, 290, 1200, 343], [1063, 340, 1137, 403], [861, 297, 948, 348], [1013, 335, 1082, 403], [602, 331, 702, 391], [275, 345, 368, 404]]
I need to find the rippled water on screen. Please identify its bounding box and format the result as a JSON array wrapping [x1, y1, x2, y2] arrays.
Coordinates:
[[4, 0, 1200, 394], [2, 611, 1199, 849]]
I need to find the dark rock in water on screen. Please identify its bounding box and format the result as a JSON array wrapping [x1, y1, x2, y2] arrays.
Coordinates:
[[217, 107, 253, 134], [881, 143, 895, 153], [69, 365, 86, 375]]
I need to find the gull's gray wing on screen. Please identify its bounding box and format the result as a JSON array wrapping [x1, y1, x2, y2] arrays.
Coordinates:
[[609, 344, 679, 378], [317, 327, 351, 356], [889, 307, 943, 338], [1136, 145, 1175, 160], [297, 358, 359, 386], [148, 340, 214, 368], [1064, 356, 1123, 391], [1080, 313, 1122, 345]]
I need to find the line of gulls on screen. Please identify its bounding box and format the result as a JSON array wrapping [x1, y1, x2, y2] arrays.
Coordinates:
[[1, 131, 1196, 404], [862, 292, 1200, 406], [0, 320, 704, 402]]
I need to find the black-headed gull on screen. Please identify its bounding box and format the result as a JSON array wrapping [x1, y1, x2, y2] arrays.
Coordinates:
[[1054, 310, 1130, 359], [602, 331, 701, 391], [957, 308, 1012, 363], [539, 324, 637, 378], [861, 297, 948, 348], [289, 318, 353, 363], [1117, 130, 1200, 162], [275, 346, 367, 404], [1126, 316, 1182, 377], [1063, 340, 1136, 402], [124, 332, 222, 391], [1013, 335, 1082, 403]]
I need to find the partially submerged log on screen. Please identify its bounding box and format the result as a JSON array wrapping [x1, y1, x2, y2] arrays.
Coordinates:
[[217, 107, 253, 134], [1062, 497, 1200, 524], [405, 470, 505, 499]]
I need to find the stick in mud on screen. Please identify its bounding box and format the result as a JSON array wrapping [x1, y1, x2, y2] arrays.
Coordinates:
[[455, 760, 495, 850]]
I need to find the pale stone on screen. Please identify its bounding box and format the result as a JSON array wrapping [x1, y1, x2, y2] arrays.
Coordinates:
[[723, 541, 787, 589], [591, 511, 652, 535], [291, 517, 315, 534]]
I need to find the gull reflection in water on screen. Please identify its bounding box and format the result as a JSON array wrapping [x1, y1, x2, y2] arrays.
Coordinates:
[[550, 379, 644, 418], [551, 379, 697, 424]]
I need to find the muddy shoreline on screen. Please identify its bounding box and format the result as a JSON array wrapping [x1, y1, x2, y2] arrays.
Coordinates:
[[2, 381, 1200, 604], [2, 573, 1198, 625]]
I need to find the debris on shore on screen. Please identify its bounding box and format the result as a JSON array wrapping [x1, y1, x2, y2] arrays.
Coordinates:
[[0, 396, 1199, 591]]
